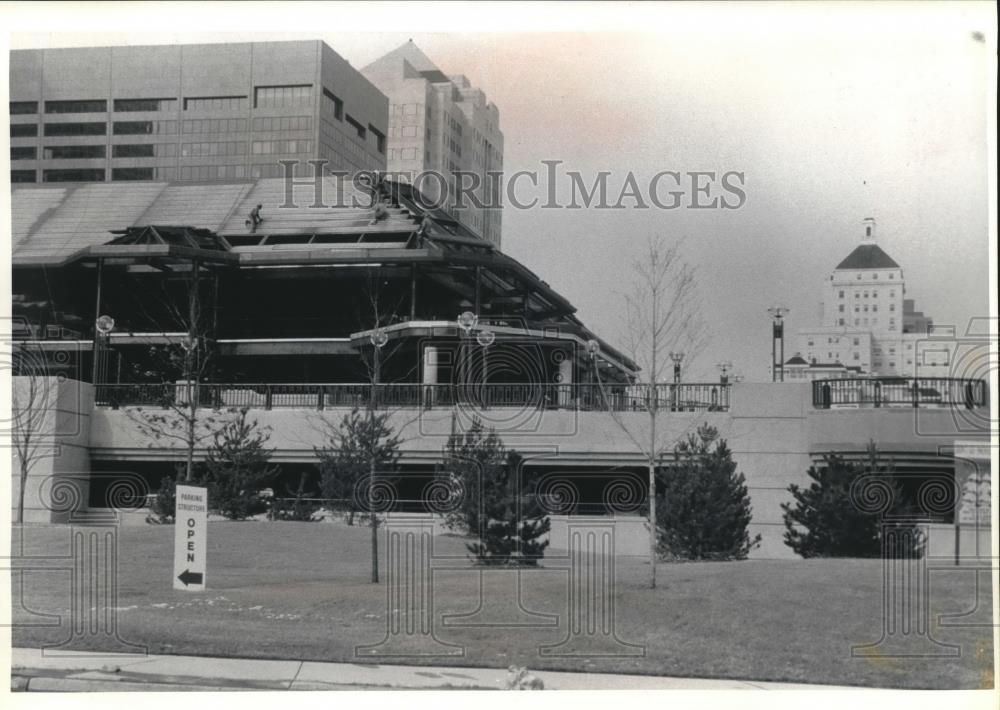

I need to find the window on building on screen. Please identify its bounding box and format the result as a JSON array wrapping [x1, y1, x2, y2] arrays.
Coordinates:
[[179, 164, 246, 181], [11, 123, 38, 138], [111, 167, 156, 181], [369, 125, 386, 154], [43, 144, 106, 159], [838, 318, 844, 326], [12, 169, 37, 183], [11, 146, 36, 160], [838, 304, 844, 312], [402, 125, 418, 138], [322, 88, 343, 120], [253, 115, 312, 132], [184, 96, 248, 111], [344, 114, 366, 140], [872, 305, 878, 312], [114, 98, 178, 112], [112, 144, 154, 158], [44, 100, 107, 114], [181, 118, 245, 134], [10, 101, 39, 115], [42, 168, 105, 182], [183, 141, 247, 157], [43, 122, 106, 136], [254, 85, 313, 109], [838, 290, 844, 298], [114, 120, 178, 135], [250, 139, 311, 155]]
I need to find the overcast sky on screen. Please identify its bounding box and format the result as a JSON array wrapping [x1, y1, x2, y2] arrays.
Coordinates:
[[324, 20, 993, 380], [7, 3, 995, 381]]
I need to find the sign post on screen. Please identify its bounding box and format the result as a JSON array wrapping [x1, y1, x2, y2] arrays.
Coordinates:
[[173, 485, 207, 591]]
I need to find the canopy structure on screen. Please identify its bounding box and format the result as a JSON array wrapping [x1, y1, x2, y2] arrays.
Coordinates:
[[12, 176, 637, 382]]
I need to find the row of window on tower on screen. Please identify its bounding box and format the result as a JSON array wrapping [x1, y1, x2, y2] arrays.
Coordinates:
[[9, 88, 313, 117]]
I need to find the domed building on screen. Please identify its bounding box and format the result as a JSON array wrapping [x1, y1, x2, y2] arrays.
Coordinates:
[[791, 218, 953, 379]]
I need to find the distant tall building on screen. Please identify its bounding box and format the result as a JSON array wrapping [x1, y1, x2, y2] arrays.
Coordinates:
[[9, 41, 388, 184], [790, 218, 954, 379], [362, 41, 504, 246]]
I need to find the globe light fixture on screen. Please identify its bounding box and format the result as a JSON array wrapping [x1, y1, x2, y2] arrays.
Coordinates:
[[95, 315, 115, 335], [457, 310, 478, 334], [369, 328, 389, 349], [476, 329, 496, 347]]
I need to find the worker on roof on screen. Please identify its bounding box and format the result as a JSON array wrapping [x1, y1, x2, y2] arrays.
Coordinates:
[[245, 204, 264, 233]]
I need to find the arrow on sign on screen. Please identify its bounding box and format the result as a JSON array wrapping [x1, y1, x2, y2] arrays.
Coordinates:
[[177, 569, 203, 587]]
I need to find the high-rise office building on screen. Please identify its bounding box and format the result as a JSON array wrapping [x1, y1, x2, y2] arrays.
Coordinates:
[[9, 41, 389, 185], [362, 41, 504, 247]]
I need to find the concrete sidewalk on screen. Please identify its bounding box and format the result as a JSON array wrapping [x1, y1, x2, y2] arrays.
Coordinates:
[[10, 648, 856, 691]]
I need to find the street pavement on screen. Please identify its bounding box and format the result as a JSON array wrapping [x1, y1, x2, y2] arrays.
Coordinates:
[[10, 647, 857, 691]]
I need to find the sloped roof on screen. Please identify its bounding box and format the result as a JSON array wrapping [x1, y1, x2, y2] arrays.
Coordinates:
[[784, 355, 809, 366], [11, 177, 421, 266], [835, 244, 900, 270]]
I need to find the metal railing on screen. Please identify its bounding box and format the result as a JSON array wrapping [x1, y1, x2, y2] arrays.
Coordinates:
[[94, 382, 732, 413], [812, 377, 988, 409]]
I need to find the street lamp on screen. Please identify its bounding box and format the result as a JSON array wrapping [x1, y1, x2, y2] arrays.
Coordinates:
[[475, 328, 495, 405], [669, 351, 684, 384], [367, 326, 388, 585], [768, 306, 789, 382], [92, 314, 115, 386], [457, 310, 478, 334]]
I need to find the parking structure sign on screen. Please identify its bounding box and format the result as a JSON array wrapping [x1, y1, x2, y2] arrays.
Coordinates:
[[173, 485, 208, 591]]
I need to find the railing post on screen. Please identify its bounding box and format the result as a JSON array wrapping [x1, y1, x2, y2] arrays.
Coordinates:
[[912, 381, 919, 408], [874, 381, 882, 408], [317, 385, 325, 411], [822, 383, 831, 409], [265, 385, 273, 410]]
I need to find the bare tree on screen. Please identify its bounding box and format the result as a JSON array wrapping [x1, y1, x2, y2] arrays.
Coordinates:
[[123, 261, 225, 483], [312, 270, 420, 583], [10, 345, 58, 523], [590, 235, 705, 588]]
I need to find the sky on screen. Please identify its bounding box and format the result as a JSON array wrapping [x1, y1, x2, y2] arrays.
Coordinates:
[[5, 2, 996, 381]]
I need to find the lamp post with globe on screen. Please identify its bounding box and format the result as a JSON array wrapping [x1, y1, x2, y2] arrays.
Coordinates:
[[367, 326, 389, 584], [92, 314, 115, 390]]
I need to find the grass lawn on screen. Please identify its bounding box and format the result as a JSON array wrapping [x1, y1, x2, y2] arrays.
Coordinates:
[[10, 521, 994, 689]]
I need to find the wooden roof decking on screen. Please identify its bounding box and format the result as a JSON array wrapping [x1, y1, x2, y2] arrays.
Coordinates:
[[11, 178, 420, 266], [12, 182, 168, 263]]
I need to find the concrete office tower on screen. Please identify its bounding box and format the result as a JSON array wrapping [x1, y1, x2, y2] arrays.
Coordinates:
[[791, 218, 955, 379], [9, 41, 388, 185], [362, 41, 504, 247]]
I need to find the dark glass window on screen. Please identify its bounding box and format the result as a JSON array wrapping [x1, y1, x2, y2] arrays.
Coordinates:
[[112, 144, 155, 158], [43, 144, 106, 159], [369, 125, 385, 154], [11, 123, 38, 137], [114, 121, 154, 135], [184, 96, 248, 111], [345, 114, 366, 140], [11, 146, 37, 160], [111, 167, 155, 181], [45, 100, 107, 114], [10, 101, 39, 115], [114, 98, 177, 112], [43, 122, 106, 136], [43, 168, 105, 182], [254, 85, 313, 109], [12, 169, 37, 183], [322, 88, 343, 120]]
